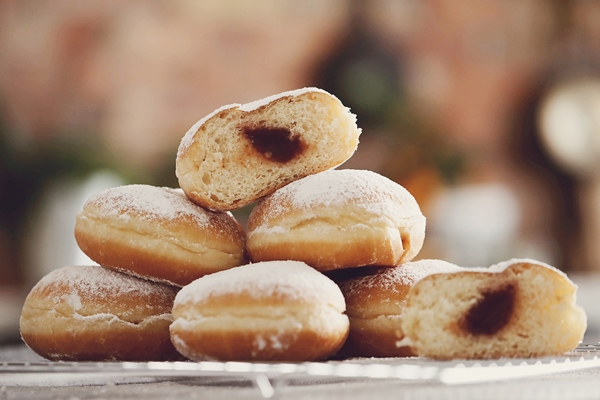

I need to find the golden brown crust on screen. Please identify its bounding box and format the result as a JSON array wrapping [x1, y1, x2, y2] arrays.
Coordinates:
[[333, 261, 462, 358], [247, 230, 409, 272], [170, 309, 349, 362], [20, 265, 182, 361], [170, 261, 350, 361], [21, 317, 178, 362], [247, 169, 426, 272], [401, 259, 588, 360], [176, 88, 361, 211], [74, 185, 247, 286], [339, 316, 415, 358]]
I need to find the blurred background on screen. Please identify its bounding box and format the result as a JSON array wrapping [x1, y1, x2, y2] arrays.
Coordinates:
[[2, 0, 600, 344]]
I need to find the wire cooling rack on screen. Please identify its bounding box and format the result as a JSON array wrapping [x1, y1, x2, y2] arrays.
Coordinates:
[[1, 343, 600, 398]]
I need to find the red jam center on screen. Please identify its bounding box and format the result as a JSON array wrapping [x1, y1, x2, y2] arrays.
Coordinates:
[[463, 283, 516, 335], [243, 127, 304, 163]]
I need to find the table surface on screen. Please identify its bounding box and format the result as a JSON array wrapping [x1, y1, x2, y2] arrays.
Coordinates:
[[2, 344, 600, 400]]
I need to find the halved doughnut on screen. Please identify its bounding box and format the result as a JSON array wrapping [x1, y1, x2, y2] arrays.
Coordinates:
[[176, 87, 361, 211], [400, 258, 587, 359]]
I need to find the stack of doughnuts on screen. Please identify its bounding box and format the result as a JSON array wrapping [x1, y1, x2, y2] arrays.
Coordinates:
[[20, 87, 360, 362], [20, 87, 587, 363]]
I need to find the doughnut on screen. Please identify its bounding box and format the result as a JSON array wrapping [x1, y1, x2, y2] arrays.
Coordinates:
[[176, 87, 361, 211], [74, 184, 246, 287], [19, 265, 181, 361], [170, 260, 349, 362], [332, 259, 462, 358], [400, 258, 588, 359], [247, 169, 426, 272]]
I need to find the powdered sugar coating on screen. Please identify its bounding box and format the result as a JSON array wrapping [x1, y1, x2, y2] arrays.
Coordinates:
[[238, 87, 330, 112], [34, 265, 176, 306], [84, 184, 211, 224], [175, 261, 345, 311], [339, 259, 463, 297], [252, 169, 423, 225], [489, 258, 572, 281]]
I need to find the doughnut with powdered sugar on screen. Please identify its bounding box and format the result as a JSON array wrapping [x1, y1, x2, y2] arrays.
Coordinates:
[[170, 260, 349, 362], [247, 169, 426, 272], [74, 184, 246, 286], [20, 265, 181, 361]]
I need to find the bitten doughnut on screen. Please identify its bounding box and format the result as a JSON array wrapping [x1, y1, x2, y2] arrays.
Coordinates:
[[170, 260, 349, 362], [20, 265, 181, 361], [74, 184, 246, 286], [333, 259, 462, 358], [400, 258, 588, 359], [247, 169, 426, 272], [176, 87, 361, 211]]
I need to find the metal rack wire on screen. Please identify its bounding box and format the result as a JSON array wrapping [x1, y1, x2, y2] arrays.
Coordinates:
[[1, 343, 599, 399]]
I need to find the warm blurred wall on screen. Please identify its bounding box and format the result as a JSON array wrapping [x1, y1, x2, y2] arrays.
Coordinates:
[[0, 0, 348, 168], [2, 0, 600, 282], [2, 0, 580, 170]]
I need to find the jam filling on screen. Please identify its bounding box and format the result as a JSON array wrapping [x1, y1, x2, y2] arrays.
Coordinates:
[[243, 127, 304, 163], [462, 283, 516, 335]]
